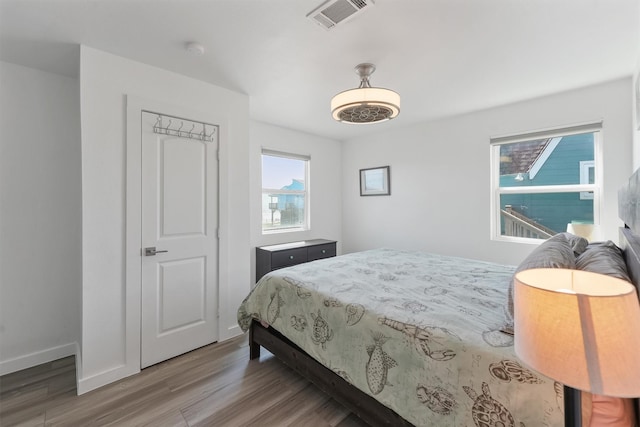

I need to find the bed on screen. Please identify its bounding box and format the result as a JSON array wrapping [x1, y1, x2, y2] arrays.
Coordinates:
[[238, 169, 640, 427]]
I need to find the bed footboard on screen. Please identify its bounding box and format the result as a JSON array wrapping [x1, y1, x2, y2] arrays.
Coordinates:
[[248, 320, 413, 427]]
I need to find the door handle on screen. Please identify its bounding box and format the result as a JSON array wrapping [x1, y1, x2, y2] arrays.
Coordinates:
[[144, 247, 168, 256]]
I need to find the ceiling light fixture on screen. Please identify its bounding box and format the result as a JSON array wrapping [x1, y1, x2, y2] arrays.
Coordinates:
[[331, 63, 400, 124]]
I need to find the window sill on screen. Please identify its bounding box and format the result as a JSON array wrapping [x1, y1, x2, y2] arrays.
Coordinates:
[[262, 227, 309, 235]]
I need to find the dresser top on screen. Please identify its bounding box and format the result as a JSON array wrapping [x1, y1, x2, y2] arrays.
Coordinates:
[[257, 239, 336, 252]]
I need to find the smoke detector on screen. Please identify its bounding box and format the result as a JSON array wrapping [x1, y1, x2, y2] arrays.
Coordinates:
[[185, 42, 205, 56], [307, 0, 375, 30]]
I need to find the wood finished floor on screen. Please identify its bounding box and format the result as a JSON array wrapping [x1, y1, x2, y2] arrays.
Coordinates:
[[0, 335, 370, 427]]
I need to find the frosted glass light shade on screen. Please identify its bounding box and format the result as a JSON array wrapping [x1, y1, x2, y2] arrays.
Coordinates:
[[331, 87, 400, 124], [514, 268, 640, 396]]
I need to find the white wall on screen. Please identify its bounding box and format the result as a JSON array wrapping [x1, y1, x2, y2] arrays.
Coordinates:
[[342, 78, 633, 266], [634, 73, 639, 168], [249, 121, 342, 280], [78, 46, 250, 393], [0, 61, 82, 374], [633, 8, 640, 169]]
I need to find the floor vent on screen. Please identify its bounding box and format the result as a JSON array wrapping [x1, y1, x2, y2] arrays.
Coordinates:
[[307, 0, 375, 30]]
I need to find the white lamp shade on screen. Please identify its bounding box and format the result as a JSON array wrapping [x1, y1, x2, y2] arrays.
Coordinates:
[[514, 268, 640, 396], [331, 87, 400, 123], [566, 223, 603, 242]]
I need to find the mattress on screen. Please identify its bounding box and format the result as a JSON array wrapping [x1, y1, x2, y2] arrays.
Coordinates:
[[238, 248, 564, 426]]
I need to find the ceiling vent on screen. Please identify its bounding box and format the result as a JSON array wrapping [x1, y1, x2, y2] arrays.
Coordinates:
[[307, 0, 375, 30]]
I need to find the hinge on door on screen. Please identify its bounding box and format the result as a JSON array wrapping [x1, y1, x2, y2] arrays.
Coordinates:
[[216, 149, 220, 161]]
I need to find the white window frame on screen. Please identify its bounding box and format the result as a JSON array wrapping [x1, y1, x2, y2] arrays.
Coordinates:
[[490, 122, 602, 243], [579, 160, 595, 200], [261, 149, 310, 234]]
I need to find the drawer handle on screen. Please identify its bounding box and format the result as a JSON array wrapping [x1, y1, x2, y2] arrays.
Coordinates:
[[321, 249, 326, 254], [289, 255, 294, 260]]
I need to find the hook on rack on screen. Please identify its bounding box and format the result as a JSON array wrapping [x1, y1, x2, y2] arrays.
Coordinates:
[[151, 114, 216, 142]]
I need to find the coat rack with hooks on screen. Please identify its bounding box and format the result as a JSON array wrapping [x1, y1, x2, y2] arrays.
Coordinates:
[[152, 114, 217, 142]]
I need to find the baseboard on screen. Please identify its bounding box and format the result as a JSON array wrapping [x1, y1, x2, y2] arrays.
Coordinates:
[[77, 363, 140, 395], [220, 324, 242, 341], [0, 342, 77, 376], [74, 341, 82, 394]]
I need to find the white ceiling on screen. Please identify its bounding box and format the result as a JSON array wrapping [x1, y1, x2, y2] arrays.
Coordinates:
[[1, 0, 638, 141]]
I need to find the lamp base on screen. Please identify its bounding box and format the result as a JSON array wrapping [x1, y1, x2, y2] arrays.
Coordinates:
[[564, 385, 582, 427]]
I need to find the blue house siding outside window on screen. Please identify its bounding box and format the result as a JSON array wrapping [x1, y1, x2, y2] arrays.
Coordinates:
[[271, 179, 305, 227], [262, 150, 309, 232], [500, 134, 594, 234], [492, 124, 600, 241]]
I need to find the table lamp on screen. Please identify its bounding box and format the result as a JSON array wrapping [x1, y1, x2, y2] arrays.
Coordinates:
[[514, 268, 640, 427]]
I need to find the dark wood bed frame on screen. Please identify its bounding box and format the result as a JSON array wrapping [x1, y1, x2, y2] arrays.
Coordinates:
[[249, 168, 640, 427], [249, 321, 412, 426]]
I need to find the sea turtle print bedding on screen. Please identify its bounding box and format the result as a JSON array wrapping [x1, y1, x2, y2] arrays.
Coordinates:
[[237, 248, 564, 426]]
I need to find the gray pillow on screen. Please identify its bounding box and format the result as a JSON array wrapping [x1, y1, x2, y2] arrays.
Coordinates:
[[504, 233, 587, 334], [558, 232, 589, 256], [575, 241, 631, 282], [549, 233, 589, 256]]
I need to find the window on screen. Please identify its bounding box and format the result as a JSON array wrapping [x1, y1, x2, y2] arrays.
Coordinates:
[[261, 150, 309, 233], [490, 123, 601, 242], [579, 160, 595, 200]]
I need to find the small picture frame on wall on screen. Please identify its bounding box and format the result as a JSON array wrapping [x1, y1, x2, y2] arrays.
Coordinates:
[[360, 166, 390, 196]]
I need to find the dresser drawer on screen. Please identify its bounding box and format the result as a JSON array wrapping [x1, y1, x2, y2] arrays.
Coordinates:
[[271, 247, 308, 269], [308, 243, 336, 261], [256, 239, 337, 282]]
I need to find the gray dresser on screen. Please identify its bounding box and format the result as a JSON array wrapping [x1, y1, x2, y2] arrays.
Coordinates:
[[255, 239, 337, 282]]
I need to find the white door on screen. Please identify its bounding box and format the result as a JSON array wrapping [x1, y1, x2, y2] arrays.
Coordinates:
[[140, 111, 219, 368]]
